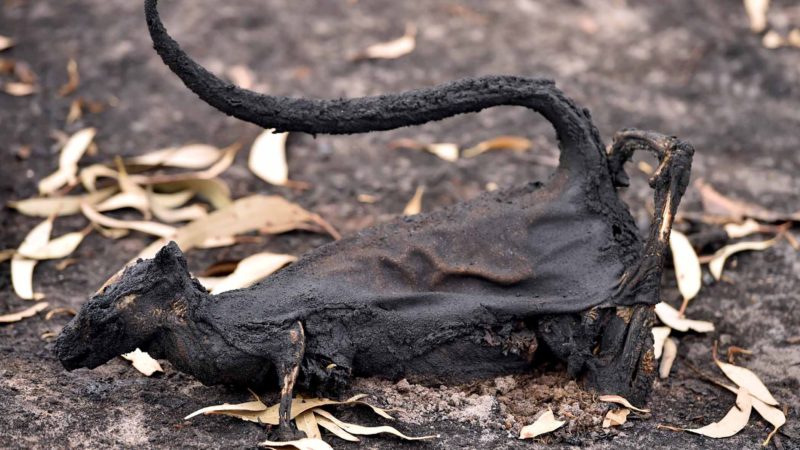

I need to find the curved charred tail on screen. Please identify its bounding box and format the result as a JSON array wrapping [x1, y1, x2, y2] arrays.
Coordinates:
[[144, 0, 608, 175]]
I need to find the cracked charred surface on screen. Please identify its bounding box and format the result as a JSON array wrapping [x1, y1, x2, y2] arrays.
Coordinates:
[[56, 0, 694, 420]]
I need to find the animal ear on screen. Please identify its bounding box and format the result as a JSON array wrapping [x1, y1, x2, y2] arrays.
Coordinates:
[[154, 241, 189, 274]]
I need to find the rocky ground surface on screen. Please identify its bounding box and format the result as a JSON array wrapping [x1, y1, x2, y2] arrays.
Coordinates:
[[1, 1, 798, 448]]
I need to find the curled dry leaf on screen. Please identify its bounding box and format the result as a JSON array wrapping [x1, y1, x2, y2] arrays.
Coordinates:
[[8, 186, 116, 217], [0, 302, 49, 324], [3, 82, 36, 96], [715, 359, 778, 406], [311, 408, 436, 441], [153, 179, 232, 210], [17, 230, 88, 260], [79, 164, 119, 192], [353, 24, 416, 60], [121, 348, 163, 376], [519, 408, 565, 439], [403, 186, 425, 216], [602, 408, 630, 428], [654, 302, 714, 333], [186, 394, 391, 424], [659, 338, 678, 379], [425, 143, 459, 162], [81, 202, 176, 238], [462, 135, 532, 158], [131, 142, 241, 186], [209, 253, 297, 294], [249, 129, 289, 186], [723, 218, 772, 239], [708, 238, 777, 280], [295, 410, 322, 440], [58, 58, 80, 97], [670, 230, 701, 303], [257, 438, 332, 450], [0, 35, 14, 52], [152, 203, 207, 223], [314, 414, 360, 442], [744, 0, 770, 33], [762, 30, 785, 49], [789, 28, 800, 48], [652, 326, 671, 360], [126, 144, 223, 169], [38, 127, 97, 195], [597, 395, 650, 413], [718, 383, 785, 446], [687, 387, 752, 438], [12, 217, 53, 299], [695, 179, 800, 222]]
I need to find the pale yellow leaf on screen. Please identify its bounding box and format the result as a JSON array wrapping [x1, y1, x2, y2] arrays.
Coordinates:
[[12, 217, 54, 299], [670, 230, 701, 302], [597, 395, 650, 413], [95, 192, 151, 217], [652, 326, 671, 360], [688, 387, 752, 438], [39, 127, 96, 195], [249, 129, 289, 186], [654, 301, 715, 333], [18, 230, 86, 260], [744, 0, 770, 33], [403, 186, 424, 216], [257, 438, 332, 450], [9, 190, 117, 217], [708, 238, 777, 280], [314, 414, 360, 442], [789, 28, 800, 48], [762, 30, 785, 49], [152, 179, 231, 211], [463, 136, 532, 158], [184, 400, 267, 420], [127, 144, 223, 169], [121, 349, 163, 376], [129, 142, 241, 186], [311, 409, 436, 440], [0, 35, 14, 52], [356, 24, 416, 60], [3, 82, 36, 96], [716, 360, 778, 406], [210, 253, 296, 294], [79, 164, 118, 192], [425, 143, 459, 162], [719, 383, 784, 445], [519, 408, 565, 439], [57, 58, 80, 97], [659, 338, 678, 379], [152, 203, 207, 223], [724, 219, 764, 239], [295, 410, 321, 440], [602, 408, 630, 428], [0, 302, 49, 324], [81, 202, 176, 238], [149, 190, 195, 210]]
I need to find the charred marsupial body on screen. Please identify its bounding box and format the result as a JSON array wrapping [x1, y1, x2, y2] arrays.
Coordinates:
[[57, 0, 694, 438]]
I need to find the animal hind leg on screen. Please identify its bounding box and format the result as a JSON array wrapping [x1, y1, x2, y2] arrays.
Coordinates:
[[272, 321, 306, 441]]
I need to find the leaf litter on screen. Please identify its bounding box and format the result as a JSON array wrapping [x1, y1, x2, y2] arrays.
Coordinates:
[[519, 408, 565, 439]]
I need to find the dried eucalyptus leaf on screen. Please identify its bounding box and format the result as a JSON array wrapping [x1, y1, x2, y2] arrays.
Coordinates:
[[462, 135, 532, 158], [654, 302, 714, 333], [715, 360, 778, 406], [39, 128, 96, 195], [81, 202, 176, 238], [597, 395, 650, 413], [687, 387, 752, 438], [659, 338, 678, 379], [353, 24, 416, 60], [652, 326, 671, 360], [0, 302, 49, 324], [121, 348, 163, 376], [602, 408, 630, 428], [18, 230, 87, 260], [403, 186, 424, 216], [8, 187, 116, 217], [670, 230, 701, 302], [257, 438, 332, 450], [295, 410, 321, 440], [127, 144, 223, 169], [249, 129, 289, 186], [210, 253, 297, 294], [519, 408, 565, 439], [708, 238, 777, 280], [311, 409, 436, 440]]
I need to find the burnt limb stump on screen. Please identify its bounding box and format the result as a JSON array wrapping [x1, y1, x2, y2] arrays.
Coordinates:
[[57, 0, 696, 434]]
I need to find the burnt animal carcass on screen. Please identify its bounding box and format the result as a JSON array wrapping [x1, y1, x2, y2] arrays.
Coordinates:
[[56, 0, 694, 439]]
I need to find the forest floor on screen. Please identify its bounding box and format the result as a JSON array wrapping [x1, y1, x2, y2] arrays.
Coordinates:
[[1, 1, 799, 448]]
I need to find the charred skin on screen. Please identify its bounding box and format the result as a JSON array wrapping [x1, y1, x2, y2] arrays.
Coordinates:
[[57, 0, 694, 433]]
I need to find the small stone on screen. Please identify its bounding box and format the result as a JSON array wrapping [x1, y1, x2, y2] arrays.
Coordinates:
[[494, 375, 517, 395], [395, 378, 411, 393]]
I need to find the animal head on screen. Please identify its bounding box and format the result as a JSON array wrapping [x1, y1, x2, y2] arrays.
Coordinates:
[[56, 242, 197, 370]]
